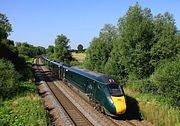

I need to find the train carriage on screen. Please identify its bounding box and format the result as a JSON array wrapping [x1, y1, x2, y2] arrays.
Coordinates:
[[63, 66, 126, 115]]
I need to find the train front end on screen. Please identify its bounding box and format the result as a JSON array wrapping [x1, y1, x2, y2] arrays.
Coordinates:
[[105, 83, 126, 115]]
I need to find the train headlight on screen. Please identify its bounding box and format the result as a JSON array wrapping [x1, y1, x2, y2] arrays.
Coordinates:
[[107, 96, 114, 105]]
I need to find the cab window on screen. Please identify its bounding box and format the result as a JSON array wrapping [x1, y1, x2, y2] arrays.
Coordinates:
[[107, 84, 123, 96]]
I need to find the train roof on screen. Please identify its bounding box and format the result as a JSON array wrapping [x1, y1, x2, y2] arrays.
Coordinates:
[[64, 66, 116, 84]]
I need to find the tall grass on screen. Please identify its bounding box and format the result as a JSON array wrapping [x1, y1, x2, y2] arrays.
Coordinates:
[[125, 87, 180, 126]]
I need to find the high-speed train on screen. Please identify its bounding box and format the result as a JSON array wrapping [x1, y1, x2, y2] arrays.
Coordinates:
[[42, 56, 126, 116]]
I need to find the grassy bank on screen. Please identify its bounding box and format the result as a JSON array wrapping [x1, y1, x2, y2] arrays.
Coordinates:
[[124, 86, 180, 126], [0, 81, 48, 126]]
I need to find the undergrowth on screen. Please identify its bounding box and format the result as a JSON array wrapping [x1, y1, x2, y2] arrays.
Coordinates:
[[124, 86, 180, 126], [0, 81, 48, 126]]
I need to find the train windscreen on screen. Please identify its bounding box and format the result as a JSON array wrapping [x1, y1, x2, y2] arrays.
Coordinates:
[[107, 84, 124, 97]]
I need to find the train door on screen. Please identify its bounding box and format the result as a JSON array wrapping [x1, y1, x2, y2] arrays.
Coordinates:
[[92, 81, 96, 99], [86, 80, 96, 100], [95, 83, 105, 105], [86, 80, 93, 98]]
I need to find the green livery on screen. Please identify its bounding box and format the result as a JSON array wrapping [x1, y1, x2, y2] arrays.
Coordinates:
[[42, 56, 126, 116]]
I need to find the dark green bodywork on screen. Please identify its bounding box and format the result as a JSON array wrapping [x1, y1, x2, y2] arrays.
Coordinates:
[[63, 66, 116, 114], [42, 57, 120, 115]]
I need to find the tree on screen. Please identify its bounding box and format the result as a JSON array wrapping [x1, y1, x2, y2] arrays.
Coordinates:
[[16, 42, 46, 58], [150, 12, 179, 67], [84, 24, 118, 72], [0, 13, 12, 41], [104, 38, 128, 83], [46, 45, 54, 58], [36, 46, 46, 55], [0, 59, 20, 99], [46, 45, 54, 54], [77, 44, 83, 52], [99, 24, 118, 42], [115, 3, 154, 79], [54, 34, 73, 64]]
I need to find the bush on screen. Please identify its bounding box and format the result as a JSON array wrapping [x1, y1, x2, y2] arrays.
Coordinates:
[[0, 59, 20, 99], [70, 60, 81, 66], [149, 57, 180, 105], [127, 55, 180, 105], [130, 57, 180, 105]]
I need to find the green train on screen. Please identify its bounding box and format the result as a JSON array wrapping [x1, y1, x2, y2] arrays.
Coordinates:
[[42, 56, 126, 116]]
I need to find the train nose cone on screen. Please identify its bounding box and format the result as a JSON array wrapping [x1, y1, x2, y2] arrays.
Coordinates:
[[111, 96, 126, 115]]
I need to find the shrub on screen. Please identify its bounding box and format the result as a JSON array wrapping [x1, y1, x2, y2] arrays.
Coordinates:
[[149, 57, 180, 105], [70, 60, 81, 66], [0, 59, 20, 99]]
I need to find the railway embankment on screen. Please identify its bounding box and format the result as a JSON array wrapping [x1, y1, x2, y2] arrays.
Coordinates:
[[0, 59, 48, 126]]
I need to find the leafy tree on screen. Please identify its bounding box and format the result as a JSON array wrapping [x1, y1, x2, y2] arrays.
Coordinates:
[[104, 38, 128, 83], [77, 44, 83, 52], [54, 34, 73, 64], [84, 24, 118, 72], [35, 46, 46, 55], [150, 12, 179, 67], [46, 45, 55, 58], [0, 59, 20, 99], [115, 3, 154, 79], [0, 40, 25, 71], [99, 24, 118, 42], [0, 13, 12, 41], [46, 45, 54, 54], [16, 42, 46, 58], [16, 42, 32, 56]]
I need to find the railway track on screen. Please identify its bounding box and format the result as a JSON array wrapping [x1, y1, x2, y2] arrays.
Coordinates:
[[47, 82, 93, 126], [34, 57, 148, 126], [35, 58, 93, 126]]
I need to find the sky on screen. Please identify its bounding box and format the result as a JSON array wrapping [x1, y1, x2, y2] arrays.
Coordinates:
[[0, 0, 180, 49]]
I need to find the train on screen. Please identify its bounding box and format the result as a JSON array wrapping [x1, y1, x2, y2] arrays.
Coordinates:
[[42, 56, 127, 116]]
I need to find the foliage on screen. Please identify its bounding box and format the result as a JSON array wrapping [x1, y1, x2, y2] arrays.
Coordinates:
[[77, 44, 84, 52], [0, 13, 12, 40], [125, 87, 180, 126], [128, 56, 180, 105], [116, 3, 154, 79], [16, 42, 46, 58], [84, 24, 118, 72], [104, 38, 128, 84], [46, 45, 55, 59], [54, 34, 73, 64], [0, 59, 20, 99], [148, 56, 180, 105], [70, 60, 81, 66], [0, 81, 48, 126], [0, 12, 48, 125], [150, 12, 179, 67], [0, 40, 26, 71], [84, 3, 180, 107]]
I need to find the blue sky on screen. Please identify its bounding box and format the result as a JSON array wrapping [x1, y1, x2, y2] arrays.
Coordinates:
[[1, 0, 180, 49]]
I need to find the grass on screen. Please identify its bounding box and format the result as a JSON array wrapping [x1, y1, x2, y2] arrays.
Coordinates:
[[0, 81, 48, 126], [124, 86, 180, 126], [72, 52, 86, 63]]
